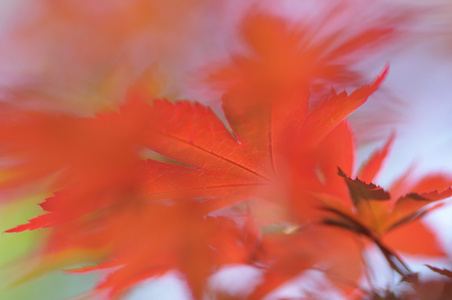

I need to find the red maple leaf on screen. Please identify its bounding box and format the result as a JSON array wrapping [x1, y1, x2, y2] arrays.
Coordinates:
[[1, 67, 386, 298], [318, 136, 452, 279], [0, 12, 416, 300]]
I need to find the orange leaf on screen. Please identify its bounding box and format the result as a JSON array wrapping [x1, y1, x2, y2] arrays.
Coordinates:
[[358, 134, 395, 183], [298, 66, 388, 148], [384, 220, 446, 257]]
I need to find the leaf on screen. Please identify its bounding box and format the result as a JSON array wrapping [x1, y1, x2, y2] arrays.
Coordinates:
[[316, 141, 452, 276], [62, 201, 257, 299], [291, 121, 356, 212], [210, 15, 313, 174], [384, 219, 446, 257], [249, 224, 365, 300], [338, 168, 391, 204], [385, 187, 452, 231], [337, 168, 391, 230], [426, 265, 452, 279], [2, 80, 385, 298], [3, 99, 268, 232], [209, 13, 389, 157], [358, 134, 395, 183], [326, 168, 452, 238], [137, 100, 269, 178], [2, 11, 393, 298], [8, 249, 105, 287], [298, 66, 388, 149]]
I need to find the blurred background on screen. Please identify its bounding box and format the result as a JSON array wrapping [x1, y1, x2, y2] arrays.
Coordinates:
[[1, 0, 452, 299]]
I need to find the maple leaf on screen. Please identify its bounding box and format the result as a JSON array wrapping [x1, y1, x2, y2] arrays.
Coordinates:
[[318, 137, 452, 278], [332, 162, 452, 238], [209, 11, 402, 101], [59, 201, 258, 299], [1, 67, 386, 298], [0, 3, 441, 300], [338, 167, 391, 204], [426, 265, 452, 279], [2, 12, 391, 299]]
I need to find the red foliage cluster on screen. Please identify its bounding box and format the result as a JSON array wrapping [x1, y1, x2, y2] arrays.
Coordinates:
[[1, 8, 452, 300]]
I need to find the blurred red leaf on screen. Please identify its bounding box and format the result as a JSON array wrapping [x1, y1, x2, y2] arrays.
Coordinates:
[[358, 134, 395, 183], [0, 10, 402, 299], [1, 69, 385, 297]]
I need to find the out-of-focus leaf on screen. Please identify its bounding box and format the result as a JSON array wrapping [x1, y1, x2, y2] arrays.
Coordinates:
[[358, 134, 395, 183]]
